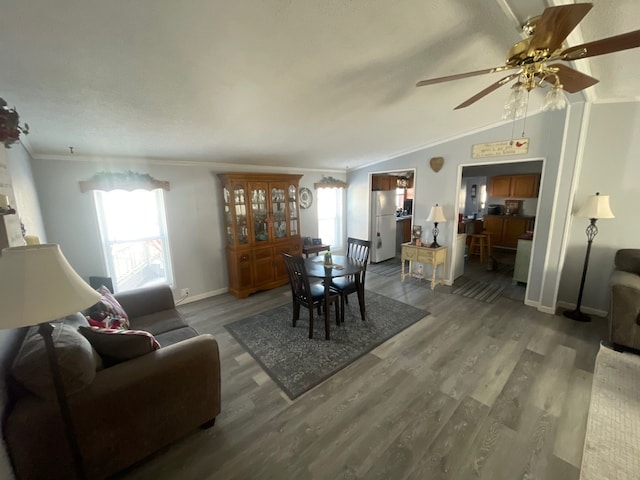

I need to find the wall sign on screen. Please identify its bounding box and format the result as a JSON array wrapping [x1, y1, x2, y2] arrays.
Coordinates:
[[472, 138, 529, 158]]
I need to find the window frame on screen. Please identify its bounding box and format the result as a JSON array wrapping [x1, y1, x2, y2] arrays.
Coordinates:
[[93, 188, 174, 292], [316, 187, 345, 252]]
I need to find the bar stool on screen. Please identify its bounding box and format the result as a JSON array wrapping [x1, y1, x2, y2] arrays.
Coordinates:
[[468, 234, 489, 263]]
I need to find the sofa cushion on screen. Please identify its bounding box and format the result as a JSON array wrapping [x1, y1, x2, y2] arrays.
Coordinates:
[[11, 322, 100, 399], [154, 326, 199, 347], [615, 249, 640, 276], [83, 285, 130, 330], [79, 326, 160, 364], [129, 309, 189, 336]]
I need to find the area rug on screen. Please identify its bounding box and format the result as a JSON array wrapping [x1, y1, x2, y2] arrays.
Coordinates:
[[580, 343, 640, 480], [225, 291, 429, 399], [451, 277, 504, 303]]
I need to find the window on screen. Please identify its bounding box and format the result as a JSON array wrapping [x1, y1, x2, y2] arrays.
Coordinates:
[[396, 188, 405, 210], [94, 189, 173, 292], [317, 188, 344, 251]]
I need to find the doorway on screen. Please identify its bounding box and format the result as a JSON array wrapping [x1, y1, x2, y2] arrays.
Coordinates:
[[369, 169, 416, 263], [457, 160, 543, 302]]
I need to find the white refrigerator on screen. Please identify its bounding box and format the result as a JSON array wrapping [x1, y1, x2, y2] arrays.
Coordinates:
[[370, 190, 397, 263]]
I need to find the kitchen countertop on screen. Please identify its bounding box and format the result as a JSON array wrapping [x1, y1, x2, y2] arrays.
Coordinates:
[[483, 214, 536, 219], [396, 215, 412, 221]]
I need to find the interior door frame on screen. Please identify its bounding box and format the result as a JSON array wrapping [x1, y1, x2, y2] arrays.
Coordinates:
[[453, 157, 546, 302], [367, 168, 418, 253]]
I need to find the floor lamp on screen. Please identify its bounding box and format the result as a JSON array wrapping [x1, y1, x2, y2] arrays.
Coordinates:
[[0, 244, 101, 479], [426, 204, 447, 248], [563, 192, 615, 322]]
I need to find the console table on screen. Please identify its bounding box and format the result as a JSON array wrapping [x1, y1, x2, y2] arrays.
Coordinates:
[[302, 243, 330, 258], [401, 243, 447, 290]]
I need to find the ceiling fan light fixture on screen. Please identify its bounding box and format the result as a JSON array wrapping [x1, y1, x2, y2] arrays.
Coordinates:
[[502, 81, 527, 120], [540, 84, 567, 111]]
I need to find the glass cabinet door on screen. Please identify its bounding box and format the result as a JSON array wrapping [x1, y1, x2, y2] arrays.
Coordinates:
[[223, 187, 233, 243], [271, 185, 287, 239], [251, 183, 269, 243], [288, 184, 299, 236], [233, 185, 248, 244]]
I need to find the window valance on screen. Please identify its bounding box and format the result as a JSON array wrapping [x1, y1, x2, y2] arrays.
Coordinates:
[[314, 175, 347, 189], [79, 171, 170, 193]]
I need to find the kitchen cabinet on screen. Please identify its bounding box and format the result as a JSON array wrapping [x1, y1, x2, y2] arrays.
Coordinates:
[[372, 175, 396, 191], [488, 176, 512, 197], [395, 217, 412, 254], [483, 215, 534, 249], [488, 174, 540, 198], [218, 172, 303, 298]]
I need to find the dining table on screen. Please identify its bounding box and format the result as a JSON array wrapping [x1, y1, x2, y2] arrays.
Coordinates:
[[304, 254, 366, 337]]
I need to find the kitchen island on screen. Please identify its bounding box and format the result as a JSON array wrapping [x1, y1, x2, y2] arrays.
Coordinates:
[[483, 214, 535, 249]]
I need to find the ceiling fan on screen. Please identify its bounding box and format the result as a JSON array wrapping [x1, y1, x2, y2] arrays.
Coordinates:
[[415, 3, 640, 110]]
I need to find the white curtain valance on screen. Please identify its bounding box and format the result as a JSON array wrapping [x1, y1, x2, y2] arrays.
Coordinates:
[[314, 175, 347, 189], [79, 171, 170, 193]]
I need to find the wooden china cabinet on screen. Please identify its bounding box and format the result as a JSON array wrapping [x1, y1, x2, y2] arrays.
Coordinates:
[[217, 172, 303, 298]]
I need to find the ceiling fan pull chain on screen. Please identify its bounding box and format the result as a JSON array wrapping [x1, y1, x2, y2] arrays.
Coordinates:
[[521, 91, 530, 138], [509, 114, 517, 145]]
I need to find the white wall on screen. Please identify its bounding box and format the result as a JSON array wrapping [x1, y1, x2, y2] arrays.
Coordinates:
[[6, 146, 46, 241], [557, 101, 640, 313], [347, 109, 574, 312], [0, 144, 43, 480], [348, 101, 638, 314], [30, 157, 345, 300]]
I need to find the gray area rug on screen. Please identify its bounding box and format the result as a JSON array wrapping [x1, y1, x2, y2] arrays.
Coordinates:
[[451, 277, 504, 303], [225, 291, 429, 399], [580, 343, 640, 480]]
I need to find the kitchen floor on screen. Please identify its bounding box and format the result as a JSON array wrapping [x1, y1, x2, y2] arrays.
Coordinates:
[[463, 248, 526, 302]]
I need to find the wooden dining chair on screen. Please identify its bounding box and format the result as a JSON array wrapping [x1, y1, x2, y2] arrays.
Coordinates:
[[281, 253, 340, 339], [330, 237, 370, 322]]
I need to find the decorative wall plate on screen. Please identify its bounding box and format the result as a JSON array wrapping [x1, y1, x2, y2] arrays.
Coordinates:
[[430, 156, 444, 173], [299, 187, 313, 209]]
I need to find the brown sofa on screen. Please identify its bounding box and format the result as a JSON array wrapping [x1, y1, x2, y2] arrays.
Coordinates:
[[2, 284, 221, 480], [609, 249, 640, 351]]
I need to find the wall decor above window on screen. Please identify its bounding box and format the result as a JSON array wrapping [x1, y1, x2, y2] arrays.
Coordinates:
[[313, 175, 347, 189], [79, 171, 170, 193], [0, 97, 29, 149]]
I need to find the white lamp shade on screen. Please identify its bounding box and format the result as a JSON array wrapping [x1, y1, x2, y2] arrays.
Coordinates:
[[0, 244, 101, 329], [576, 193, 615, 219], [426, 204, 447, 223]]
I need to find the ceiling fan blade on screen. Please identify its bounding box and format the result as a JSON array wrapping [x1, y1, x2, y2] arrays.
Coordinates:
[[416, 65, 513, 87], [543, 64, 599, 93], [527, 3, 593, 56], [454, 73, 521, 110], [560, 29, 640, 61]]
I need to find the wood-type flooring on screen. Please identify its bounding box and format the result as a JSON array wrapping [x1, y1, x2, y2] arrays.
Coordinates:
[[115, 268, 608, 480]]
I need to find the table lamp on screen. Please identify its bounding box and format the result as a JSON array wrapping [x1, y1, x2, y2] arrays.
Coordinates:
[[426, 204, 447, 248], [0, 244, 101, 479], [563, 192, 615, 322]]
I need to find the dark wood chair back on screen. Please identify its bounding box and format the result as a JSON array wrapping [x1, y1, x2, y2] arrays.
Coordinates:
[[346, 237, 371, 283], [282, 252, 340, 339], [282, 252, 313, 307]]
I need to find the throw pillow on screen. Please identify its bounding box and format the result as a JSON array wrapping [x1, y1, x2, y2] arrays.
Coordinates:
[[11, 323, 100, 399], [83, 285, 130, 330], [78, 326, 160, 364]]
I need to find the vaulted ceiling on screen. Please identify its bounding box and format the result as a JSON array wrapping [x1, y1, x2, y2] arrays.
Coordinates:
[[1, 0, 638, 170]]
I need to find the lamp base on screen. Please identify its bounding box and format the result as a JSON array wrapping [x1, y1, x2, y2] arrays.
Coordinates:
[[429, 241, 440, 248], [563, 309, 591, 323]]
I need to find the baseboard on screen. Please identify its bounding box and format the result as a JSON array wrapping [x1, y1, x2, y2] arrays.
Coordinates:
[[555, 300, 608, 318], [175, 287, 228, 305]]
